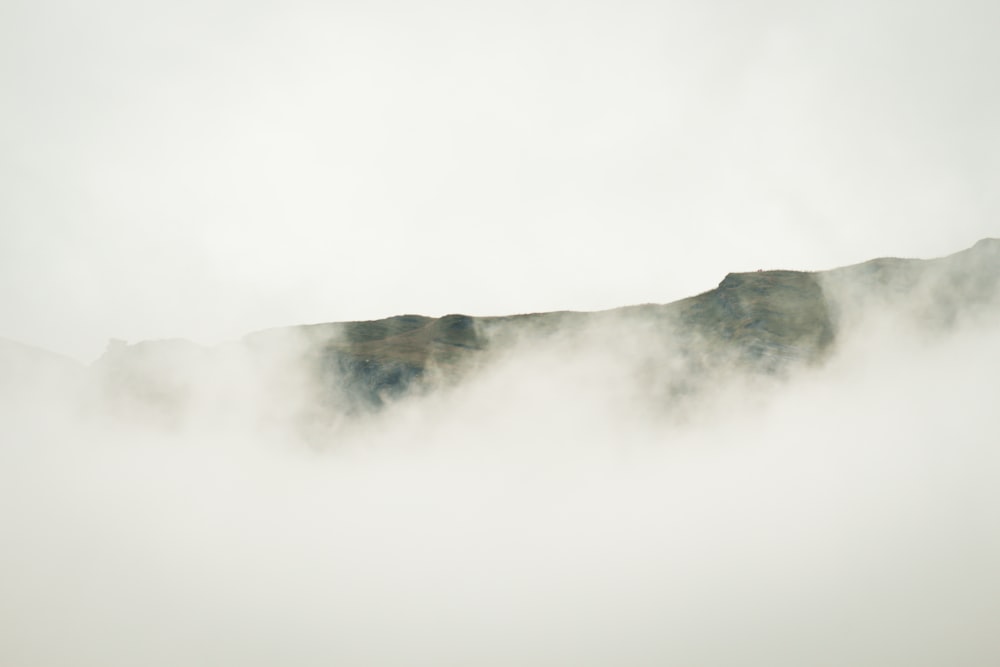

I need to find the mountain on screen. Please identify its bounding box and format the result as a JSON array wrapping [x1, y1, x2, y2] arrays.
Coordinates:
[[231, 238, 999, 409], [11, 239, 1000, 419], [0, 337, 87, 423], [0, 337, 85, 392]]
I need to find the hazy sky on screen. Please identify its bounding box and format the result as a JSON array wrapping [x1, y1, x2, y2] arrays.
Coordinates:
[[2, 0, 998, 361]]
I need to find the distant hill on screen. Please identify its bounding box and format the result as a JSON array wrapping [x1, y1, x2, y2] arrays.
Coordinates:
[[0, 337, 86, 421], [8, 239, 999, 420]]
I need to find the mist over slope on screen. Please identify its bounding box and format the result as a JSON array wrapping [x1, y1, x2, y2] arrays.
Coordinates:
[[2, 240, 999, 666], [66, 238, 1000, 425]]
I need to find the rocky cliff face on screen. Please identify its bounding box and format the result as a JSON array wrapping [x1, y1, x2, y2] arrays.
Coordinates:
[[65, 239, 1000, 419]]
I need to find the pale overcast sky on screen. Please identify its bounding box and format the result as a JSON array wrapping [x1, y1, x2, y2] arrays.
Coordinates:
[[2, 0, 997, 361]]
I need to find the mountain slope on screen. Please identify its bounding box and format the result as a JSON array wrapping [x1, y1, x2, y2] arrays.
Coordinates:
[[76, 238, 1000, 415]]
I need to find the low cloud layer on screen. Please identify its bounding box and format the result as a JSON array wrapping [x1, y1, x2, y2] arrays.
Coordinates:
[[2, 262, 999, 666]]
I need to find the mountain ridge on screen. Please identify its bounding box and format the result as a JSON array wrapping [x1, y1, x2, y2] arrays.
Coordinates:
[[4, 239, 997, 417]]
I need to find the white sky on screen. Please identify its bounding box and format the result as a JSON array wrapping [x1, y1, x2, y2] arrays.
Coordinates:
[[2, 0, 998, 362]]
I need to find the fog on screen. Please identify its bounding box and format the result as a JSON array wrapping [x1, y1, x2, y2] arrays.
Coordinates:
[[2, 266, 999, 666], [2, 0, 999, 361], [3, 0, 1000, 663]]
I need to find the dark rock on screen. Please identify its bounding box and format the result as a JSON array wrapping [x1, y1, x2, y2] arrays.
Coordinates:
[[81, 238, 1000, 417]]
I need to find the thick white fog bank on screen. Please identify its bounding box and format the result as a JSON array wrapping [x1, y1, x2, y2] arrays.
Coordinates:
[[2, 304, 999, 666]]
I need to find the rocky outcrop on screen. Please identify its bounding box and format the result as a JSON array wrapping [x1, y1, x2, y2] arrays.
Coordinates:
[[77, 238, 1000, 417]]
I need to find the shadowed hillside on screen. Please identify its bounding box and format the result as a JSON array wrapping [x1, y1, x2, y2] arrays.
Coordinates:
[[38, 239, 999, 418]]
